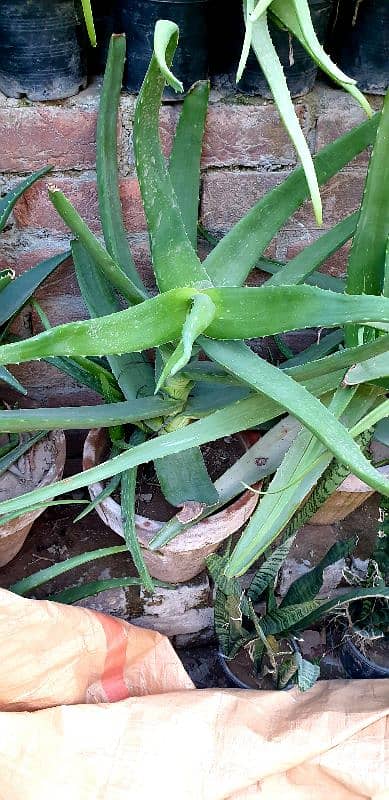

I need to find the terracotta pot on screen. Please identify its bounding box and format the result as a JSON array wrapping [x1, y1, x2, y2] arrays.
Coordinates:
[[0, 430, 66, 568], [310, 466, 389, 526], [83, 428, 259, 583]]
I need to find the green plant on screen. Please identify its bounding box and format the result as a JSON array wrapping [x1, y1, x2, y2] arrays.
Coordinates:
[[207, 535, 389, 690], [0, 26, 388, 591], [343, 515, 389, 640], [236, 0, 372, 224], [0, 170, 69, 476], [80, 0, 96, 47]]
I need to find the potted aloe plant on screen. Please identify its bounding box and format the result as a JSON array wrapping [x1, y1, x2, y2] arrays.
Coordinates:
[[0, 171, 68, 566], [0, 0, 95, 100], [0, 27, 389, 602], [207, 535, 389, 690]]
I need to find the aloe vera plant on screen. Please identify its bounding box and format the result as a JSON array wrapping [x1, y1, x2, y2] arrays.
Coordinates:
[[0, 26, 388, 591], [208, 537, 389, 691]]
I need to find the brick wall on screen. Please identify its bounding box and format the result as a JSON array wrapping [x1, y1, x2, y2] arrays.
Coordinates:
[[0, 80, 382, 410]]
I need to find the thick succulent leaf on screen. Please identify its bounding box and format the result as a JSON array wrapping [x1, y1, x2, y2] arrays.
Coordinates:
[[0, 167, 51, 233], [293, 586, 389, 631], [344, 352, 389, 386], [374, 418, 389, 447], [0, 366, 26, 395], [0, 431, 46, 477], [49, 189, 146, 305], [288, 333, 389, 383], [169, 81, 209, 248], [155, 446, 219, 507], [3, 285, 389, 366], [237, 0, 254, 81], [156, 294, 216, 390], [250, 0, 273, 23], [281, 331, 344, 370], [267, 213, 358, 286], [248, 535, 296, 603], [133, 21, 211, 292], [271, 0, 372, 116], [203, 113, 379, 286], [260, 599, 321, 636], [154, 19, 183, 92], [121, 435, 155, 593], [0, 251, 70, 327], [74, 472, 121, 522], [10, 544, 129, 596], [48, 577, 172, 605], [248, 8, 322, 224], [73, 242, 154, 401], [346, 90, 389, 346], [81, 0, 96, 46], [96, 34, 144, 290], [0, 396, 178, 433], [281, 537, 357, 608]]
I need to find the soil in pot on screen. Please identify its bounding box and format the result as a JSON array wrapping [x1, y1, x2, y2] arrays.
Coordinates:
[[330, 0, 389, 95], [210, 0, 334, 97], [219, 638, 297, 690], [117, 0, 210, 95], [0, 0, 88, 100], [0, 430, 66, 568]]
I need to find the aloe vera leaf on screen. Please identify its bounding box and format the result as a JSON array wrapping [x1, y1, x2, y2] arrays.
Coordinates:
[[0, 268, 14, 292], [350, 398, 389, 439], [288, 333, 389, 382], [0, 167, 52, 233], [72, 241, 154, 400], [133, 21, 211, 292], [384, 236, 389, 298], [344, 352, 389, 386], [74, 473, 122, 522], [81, 0, 96, 46], [247, 9, 322, 224], [237, 0, 255, 81], [3, 284, 389, 366], [271, 0, 372, 118], [156, 294, 216, 391], [0, 251, 70, 327], [281, 331, 344, 370], [281, 536, 358, 608], [250, 0, 277, 21], [0, 366, 26, 395], [97, 34, 144, 290], [155, 446, 219, 507], [346, 90, 389, 347], [49, 189, 146, 305], [10, 545, 129, 595], [121, 432, 154, 592], [0, 430, 46, 477], [203, 114, 379, 286], [201, 338, 389, 502], [168, 81, 210, 248], [0, 396, 178, 434], [267, 213, 358, 286], [47, 577, 159, 605]]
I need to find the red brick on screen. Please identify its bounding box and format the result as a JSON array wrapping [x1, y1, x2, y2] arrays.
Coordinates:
[[13, 176, 146, 233], [201, 169, 366, 234], [0, 241, 71, 277], [315, 106, 376, 167], [0, 107, 98, 172], [201, 170, 285, 231], [202, 103, 307, 168]]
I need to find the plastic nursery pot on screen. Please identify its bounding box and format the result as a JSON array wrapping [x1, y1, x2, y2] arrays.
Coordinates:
[[330, 0, 389, 95], [0, 430, 66, 568], [338, 626, 389, 680], [117, 0, 210, 96], [310, 466, 389, 525], [217, 639, 300, 690], [211, 0, 334, 97], [0, 0, 88, 100], [82, 427, 259, 583], [89, 0, 117, 75]]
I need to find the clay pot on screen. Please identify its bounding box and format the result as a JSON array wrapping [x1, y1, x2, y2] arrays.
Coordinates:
[[83, 428, 259, 583], [310, 466, 389, 526], [0, 430, 66, 568]]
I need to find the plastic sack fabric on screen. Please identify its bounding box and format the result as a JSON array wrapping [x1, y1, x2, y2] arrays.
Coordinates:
[[0, 589, 388, 800]]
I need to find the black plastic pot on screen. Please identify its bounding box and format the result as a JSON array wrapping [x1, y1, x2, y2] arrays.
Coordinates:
[[0, 0, 88, 100], [330, 0, 389, 95], [339, 628, 389, 680], [89, 1, 117, 74], [117, 0, 209, 96], [217, 640, 300, 690], [211, 0, 334, 98]]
